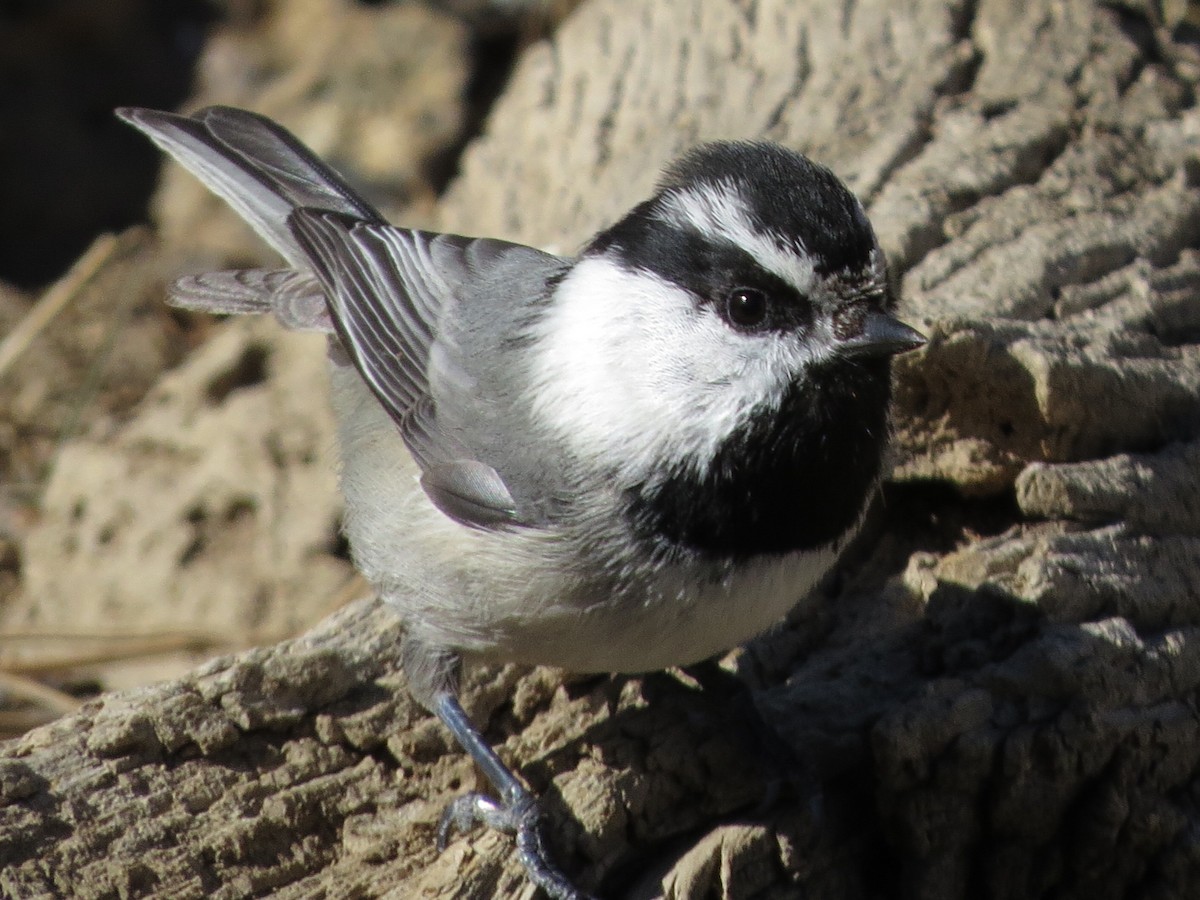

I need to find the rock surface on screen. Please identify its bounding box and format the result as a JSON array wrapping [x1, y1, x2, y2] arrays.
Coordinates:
[[3, 0, 1200, 897]]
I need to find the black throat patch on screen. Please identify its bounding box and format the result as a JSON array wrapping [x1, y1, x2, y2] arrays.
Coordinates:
[[626, 357, 891, 561]]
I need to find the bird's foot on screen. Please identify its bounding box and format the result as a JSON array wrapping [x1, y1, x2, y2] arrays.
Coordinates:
[[437, 790, 596, 900]]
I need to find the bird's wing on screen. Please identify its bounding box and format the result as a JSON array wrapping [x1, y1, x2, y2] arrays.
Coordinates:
[[288, 208, 561, 529], [119, 106, 562, 529]]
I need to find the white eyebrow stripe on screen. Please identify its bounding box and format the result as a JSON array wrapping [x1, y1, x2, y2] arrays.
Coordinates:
[[655, 182, 816, 295]]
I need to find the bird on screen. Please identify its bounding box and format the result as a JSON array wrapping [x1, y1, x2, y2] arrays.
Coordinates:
[[118, 104, 925, 899]]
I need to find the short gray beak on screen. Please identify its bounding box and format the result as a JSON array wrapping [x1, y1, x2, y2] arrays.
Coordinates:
[[837, 311, 926, 358]]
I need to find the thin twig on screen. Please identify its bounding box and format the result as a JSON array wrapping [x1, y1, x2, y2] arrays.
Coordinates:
[[0, 627, 229, 643], [0, 709, 61, 737], [0, 233, 121, 379], [0, 632, 228, 676], [0, 670, 82, 715]]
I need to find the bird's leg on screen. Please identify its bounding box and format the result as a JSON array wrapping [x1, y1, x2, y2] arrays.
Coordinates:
[[431, 690, 595, 900], [401, 634, 593, 899]]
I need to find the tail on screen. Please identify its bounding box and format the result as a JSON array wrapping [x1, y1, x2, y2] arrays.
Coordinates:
[[117, 105, 382, 330], [118, 106, 383, 267]]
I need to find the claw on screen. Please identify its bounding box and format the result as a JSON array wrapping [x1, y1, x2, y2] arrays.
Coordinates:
[[437, 793, 485, 851], [435, 789, 595, 900], [513, 809, 594, 900], [437, 792, 519, 850]]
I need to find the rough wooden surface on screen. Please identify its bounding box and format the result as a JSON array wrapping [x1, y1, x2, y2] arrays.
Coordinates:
[[4, 0, 1200, 897]]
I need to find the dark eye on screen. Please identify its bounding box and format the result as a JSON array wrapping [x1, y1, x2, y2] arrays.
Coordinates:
[[724, 287, 769, 330]]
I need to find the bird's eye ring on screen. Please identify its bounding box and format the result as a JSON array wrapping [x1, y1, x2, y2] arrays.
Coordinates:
[[724, 287, 769, 330]]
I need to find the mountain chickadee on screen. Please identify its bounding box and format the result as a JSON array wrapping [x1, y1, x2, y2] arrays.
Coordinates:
[[118, 105, 924, 899]]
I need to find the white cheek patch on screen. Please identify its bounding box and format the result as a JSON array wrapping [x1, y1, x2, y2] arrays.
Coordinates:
[[527, 255, 825, 479], [655, 183, 817, 296]]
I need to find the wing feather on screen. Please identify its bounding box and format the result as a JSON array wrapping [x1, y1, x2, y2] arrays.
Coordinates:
[[287, 208, 555, 527], [119, 106, 543, 527]]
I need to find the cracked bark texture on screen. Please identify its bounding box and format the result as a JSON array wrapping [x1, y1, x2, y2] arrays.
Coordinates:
[[5, 0, 1200, 897]]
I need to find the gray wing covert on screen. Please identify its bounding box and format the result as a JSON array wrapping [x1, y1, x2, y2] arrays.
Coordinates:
[[287, 208, 561, 529]]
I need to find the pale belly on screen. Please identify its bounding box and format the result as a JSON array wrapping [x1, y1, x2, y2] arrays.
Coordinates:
[[330, 363, 853, 674]]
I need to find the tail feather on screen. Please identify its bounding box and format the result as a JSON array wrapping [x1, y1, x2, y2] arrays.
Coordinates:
[[116, 106, 383, 268], [169, 269, 333, 332]]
